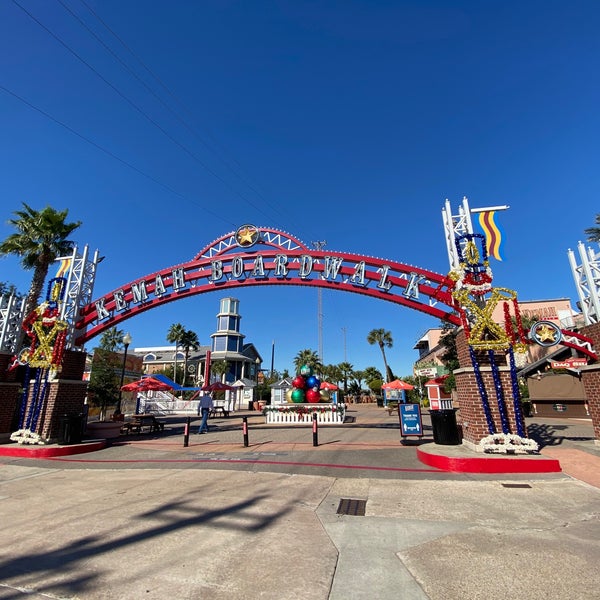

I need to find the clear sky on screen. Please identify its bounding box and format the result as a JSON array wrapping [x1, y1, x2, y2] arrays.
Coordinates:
[[1, 1, 600, 377]]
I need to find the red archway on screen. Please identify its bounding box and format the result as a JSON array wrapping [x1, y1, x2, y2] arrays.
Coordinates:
[[74, 226, 460, 345]]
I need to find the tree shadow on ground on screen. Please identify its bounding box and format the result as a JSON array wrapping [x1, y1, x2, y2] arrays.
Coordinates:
[[527, 423, 595, 448]]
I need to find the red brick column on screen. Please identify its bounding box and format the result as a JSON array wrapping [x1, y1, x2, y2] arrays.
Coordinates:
[[454, 330, 527, 450], [0, 353, 21, 440], [578, 323, 600, 443], [13, 350, 89, 443]]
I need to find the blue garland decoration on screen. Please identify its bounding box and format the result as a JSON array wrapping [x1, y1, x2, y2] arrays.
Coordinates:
[[469, 346, 496, 434], [507, 347, 526, 437], [17, 364, 31, 429], [25, 368, 42, 431], [30, 368, 50, 433], [488, 349, 510, 434]]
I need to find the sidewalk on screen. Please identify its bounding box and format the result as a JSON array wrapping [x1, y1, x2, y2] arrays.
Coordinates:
[[1, 405, 599, 599]]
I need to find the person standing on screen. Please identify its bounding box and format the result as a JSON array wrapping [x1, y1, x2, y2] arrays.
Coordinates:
[[198, 394, 214, 434]]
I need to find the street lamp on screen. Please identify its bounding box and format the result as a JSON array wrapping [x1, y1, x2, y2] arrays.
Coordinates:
[[116, 332, 132, 416]]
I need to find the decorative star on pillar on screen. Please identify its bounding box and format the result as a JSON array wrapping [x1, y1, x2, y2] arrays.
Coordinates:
[[530, 320, 562, 347]]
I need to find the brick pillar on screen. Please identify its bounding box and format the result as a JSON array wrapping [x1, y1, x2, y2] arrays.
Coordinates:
[[454, 329, 527, 451], [14, 350, 89, 443], [578, 323, 600, 444], [0, 353, 21, 441]]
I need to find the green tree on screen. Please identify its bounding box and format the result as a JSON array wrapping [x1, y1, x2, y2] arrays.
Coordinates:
[[362, 366, 383, 387], [166, 323, 186, 384], [0, 203, 81, 349], [87, 327, 126, 420], [367, 328, 394, 383], [180, 328, 200, 385], [337, 361, 354, 394], [0, 281, 24, 298], [584, 214, 600, 242], [210, 359, 229, 383], [439, 322, 459, 392], [293, 349, 322, 375]]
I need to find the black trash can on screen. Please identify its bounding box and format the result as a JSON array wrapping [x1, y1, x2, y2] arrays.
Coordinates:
[[58, 413, 84, 445], [429, 409, 461, 445]]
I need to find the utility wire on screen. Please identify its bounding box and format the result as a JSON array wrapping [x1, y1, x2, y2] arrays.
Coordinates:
[[0, 82, 236, 228], [12, 0, 283, 227]]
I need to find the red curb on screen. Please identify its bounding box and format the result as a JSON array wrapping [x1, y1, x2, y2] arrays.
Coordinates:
[[417, 446, 562, 474], [0, 440, 107, 458]]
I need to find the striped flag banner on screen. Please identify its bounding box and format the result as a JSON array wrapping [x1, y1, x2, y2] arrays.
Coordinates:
[[55, 258, 72, 278], [478, 211, 504, 261]]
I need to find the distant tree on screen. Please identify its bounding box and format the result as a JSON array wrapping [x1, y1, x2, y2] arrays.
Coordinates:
[[179, 329, 200, 385], [99, 327, 125, 352], [362, 366, 383, 387], [584, 214, 600, 243], [439, 322, 459, 392], [322, 363, 343, 387], [210, 359, 229, 383], [367, 328, 394, 383], [0, 203, 81, 349], [166, 323, 186, 384], [337, 361, 354, 394], [293, 349, 322, 375], [0, 282, 24, 298]]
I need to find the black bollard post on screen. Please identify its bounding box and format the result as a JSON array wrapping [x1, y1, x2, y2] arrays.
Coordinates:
[[183, 416, 190, 447], [312, 412, 318, 447], [242, 416, 249, 447]]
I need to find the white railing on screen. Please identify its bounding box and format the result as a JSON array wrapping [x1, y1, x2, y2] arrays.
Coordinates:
[[264, 404, 346, 424]]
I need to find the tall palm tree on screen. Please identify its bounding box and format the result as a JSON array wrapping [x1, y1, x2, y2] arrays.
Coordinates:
[[337, 361, 354, 393], [367, 328, 394, 383], [585, 214, 600, 242], [293, 349, 322, 375], [0, 203, 81, 349], [166, 323, 186, 384], [363, 366, 383, 387], [210, 359, 229, 383], [180, 328, 200, 385], [98, 327, 126, 352]]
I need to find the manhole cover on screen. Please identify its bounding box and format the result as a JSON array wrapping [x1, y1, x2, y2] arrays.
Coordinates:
[[337, 498, 367, 516], [501, 483, 532, 488]]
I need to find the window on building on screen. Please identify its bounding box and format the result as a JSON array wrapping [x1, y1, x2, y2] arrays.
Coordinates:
[[213, 336, 226, 351]]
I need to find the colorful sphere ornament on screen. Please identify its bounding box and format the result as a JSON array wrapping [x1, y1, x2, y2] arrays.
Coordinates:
[[292, 375, 307, 389], [306, 389, 321, 403], [306, 375, 320, 390], [300, 364, 313, 377], [291, 388, 306, 403]]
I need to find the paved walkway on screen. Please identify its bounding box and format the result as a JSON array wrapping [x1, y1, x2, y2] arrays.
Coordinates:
[[0, 405, 598, 599]]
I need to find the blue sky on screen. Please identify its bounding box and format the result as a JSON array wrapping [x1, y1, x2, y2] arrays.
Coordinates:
[[1, 1, 600, 377]]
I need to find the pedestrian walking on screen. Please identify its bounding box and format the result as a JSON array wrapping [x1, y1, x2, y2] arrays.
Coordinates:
[[198, 394, 214, 434]]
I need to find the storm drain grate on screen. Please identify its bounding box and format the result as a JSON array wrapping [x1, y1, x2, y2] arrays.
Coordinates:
[[501, 483, 532, 489], [337, 498, 367, 516]]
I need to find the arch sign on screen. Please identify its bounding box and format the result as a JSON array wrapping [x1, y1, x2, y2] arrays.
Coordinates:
[[75, 225, 459, 345]]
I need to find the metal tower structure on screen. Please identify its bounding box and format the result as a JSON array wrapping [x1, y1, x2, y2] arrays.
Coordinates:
[[568, 241, 600, 325], [442, 197, 509, 271], [57, 244, 102, 349], [0, 293, 26, 353]]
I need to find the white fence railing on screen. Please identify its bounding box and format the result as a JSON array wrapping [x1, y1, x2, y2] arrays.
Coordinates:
[[264, 404, 346, 425]]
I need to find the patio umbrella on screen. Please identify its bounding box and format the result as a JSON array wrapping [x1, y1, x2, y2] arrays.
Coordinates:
[[381, 379, 414, 390], [202, 381, 235, 392], [121, 377, 173, 392], [320, 381, 339, 391]]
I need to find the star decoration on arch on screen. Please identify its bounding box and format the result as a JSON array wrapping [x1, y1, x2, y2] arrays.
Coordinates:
[[530, 321, 562, 347], [235, 224, 260, 248]]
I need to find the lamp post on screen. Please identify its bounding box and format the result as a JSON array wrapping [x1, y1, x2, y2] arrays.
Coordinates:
[[116, 332, 132, 416]]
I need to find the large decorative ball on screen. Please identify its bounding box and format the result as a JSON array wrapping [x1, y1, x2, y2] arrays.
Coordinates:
[[306, 389, 320, 403], [319, 390, 330, 402], [306, 375, 320, 390], [291, 388, 306, 403], [286, 389, 294, 403], [292, 375, 307, 389], [300, 364, 313, 377]]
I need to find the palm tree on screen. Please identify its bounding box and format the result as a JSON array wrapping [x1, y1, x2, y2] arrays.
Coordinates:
[[0, 203, 81, 349], [337, 361, 354, 393], [585, 214, 600, 242], [180, 328, 200, 385], [210, 359, 229, 383], [166, 323, 186, 384], [98, 327, 126, 352], [293, 349, 322, 375], [363, 366, 383, 387], [367, 328, 394, 383]]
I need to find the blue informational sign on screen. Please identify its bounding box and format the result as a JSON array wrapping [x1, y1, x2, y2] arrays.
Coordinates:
[[399, 403, 423, 437]]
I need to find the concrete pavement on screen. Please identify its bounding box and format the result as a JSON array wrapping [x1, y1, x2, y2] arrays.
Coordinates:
[[0, 405, 599, 599]]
